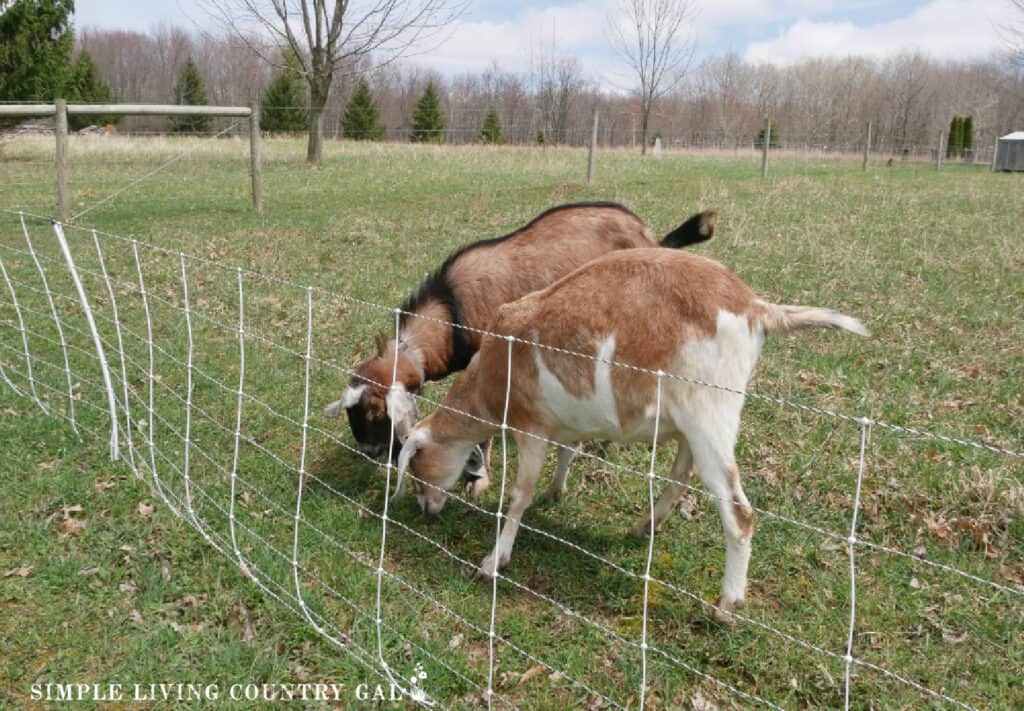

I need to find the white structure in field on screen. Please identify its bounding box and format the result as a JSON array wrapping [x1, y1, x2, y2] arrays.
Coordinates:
[[994, 132, 1024, 171]]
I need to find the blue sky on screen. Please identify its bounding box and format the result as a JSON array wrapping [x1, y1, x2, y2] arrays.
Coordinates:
[[75, 0, 1016, 83]]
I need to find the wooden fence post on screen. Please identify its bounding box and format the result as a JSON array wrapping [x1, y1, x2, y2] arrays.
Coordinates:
[[587, 107, 599, 184], [250, 103, 263, 213], [990, 138, 999, 171], [761, 119, 771, 177], [55, 98, 70, 222], [862, 121, 872, 171], [936, 131, 943, 171]]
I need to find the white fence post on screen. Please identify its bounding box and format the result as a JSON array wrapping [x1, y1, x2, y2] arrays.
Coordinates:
[[52, 220, 119, 460]]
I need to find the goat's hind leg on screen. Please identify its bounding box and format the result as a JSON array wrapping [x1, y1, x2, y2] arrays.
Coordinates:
[[538, 443, 576, 503], [686, 423, 754, 623], [629, 437, 694, 536]]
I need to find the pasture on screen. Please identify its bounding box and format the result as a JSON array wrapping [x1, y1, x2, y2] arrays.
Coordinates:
[[1, 136, 1022, 709]]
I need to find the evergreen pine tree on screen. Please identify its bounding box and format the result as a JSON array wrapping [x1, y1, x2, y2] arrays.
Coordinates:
[[0, 0, 74, 103], [410, 81, 445, 143], [536, 130, 546, 145], [170, 58, 211, 134], [479, 105, 503, 144], [962, 115, 974, 157], [341, 78, 383, 140], [66, 50, 119, 130], [756, 122, 780, 149], [261, 49, 307, 134], [947, 116, 961, 159]]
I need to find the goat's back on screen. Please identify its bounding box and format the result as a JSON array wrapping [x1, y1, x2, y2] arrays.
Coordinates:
[[472, 249, 765, 439], [448, 204, 657, 342]]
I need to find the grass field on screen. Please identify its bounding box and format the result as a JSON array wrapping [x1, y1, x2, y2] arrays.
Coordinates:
[[1, 135, 1022, 709]]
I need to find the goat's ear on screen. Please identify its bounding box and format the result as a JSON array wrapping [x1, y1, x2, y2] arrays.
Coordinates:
[[375, 333, 388, 357], [324, 384, 365, 417], [394, 428, 427, 502], [386, 384, 419, 440]]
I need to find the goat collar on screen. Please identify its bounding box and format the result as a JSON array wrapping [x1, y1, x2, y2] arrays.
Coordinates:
[[396, 338, 425, 385]]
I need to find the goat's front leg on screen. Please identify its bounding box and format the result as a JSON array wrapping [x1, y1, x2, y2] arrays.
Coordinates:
[[477, 435, 547, 579], [462, 438, 492, 499]]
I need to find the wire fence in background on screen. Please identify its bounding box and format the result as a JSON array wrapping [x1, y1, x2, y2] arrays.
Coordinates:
[[0, 209, 1020, 708], [3, 104, 996, 223]]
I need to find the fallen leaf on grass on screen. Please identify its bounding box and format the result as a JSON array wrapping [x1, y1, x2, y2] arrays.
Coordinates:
[[119, 580, 138, 593], [446, 633, 464, 651], [690, 690, 719, 710], [94, 479, 116, 492], [137, 502, 155, 518], [677, 494, 699, 520], [79, 566, 100, 576], [942, 629, 968, 644], [3, 408, 18, 416], [518, 664, 546, 685], [37, 459, 58, 471], [909, 577, 921, 589], [4, 566, 33, 578], [59, 517, 86, 537]]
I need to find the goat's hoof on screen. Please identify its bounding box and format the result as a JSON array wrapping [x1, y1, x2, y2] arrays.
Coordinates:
[[712, 595, 745, 624], [464, 476, 490, 499], [538, 487, 565, 505], [628, 519, 653, 538], [474, 553, 507, 581]]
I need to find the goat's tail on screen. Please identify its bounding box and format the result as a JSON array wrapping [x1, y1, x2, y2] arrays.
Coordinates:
[[759, 303, 870, 337], [660, 209, 716, 248]]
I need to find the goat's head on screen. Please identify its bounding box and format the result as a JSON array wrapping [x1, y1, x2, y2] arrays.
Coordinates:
[[323, 335, 421, 459], [395, 421, 476, 515]]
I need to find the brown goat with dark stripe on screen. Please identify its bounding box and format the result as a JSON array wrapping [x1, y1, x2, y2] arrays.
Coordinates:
[[324, 202, 715, 487]]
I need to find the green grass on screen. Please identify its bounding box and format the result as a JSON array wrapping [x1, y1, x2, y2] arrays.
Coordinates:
[[1, 136, 1022, 709]]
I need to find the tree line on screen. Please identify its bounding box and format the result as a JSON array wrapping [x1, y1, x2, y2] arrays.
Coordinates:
[[3, 6, 1023, 155]]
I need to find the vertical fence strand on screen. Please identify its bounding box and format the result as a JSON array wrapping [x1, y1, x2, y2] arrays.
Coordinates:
[[486, 336, 515, 706], [21, 213, 75, 425], [91, 229, 136, 475], [844, 418, 872, 710], [639, 372, 664, 709], [0, 254, 34, 403]]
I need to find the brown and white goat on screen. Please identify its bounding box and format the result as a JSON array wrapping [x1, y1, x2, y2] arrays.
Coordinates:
[[324, 202, 715, 474], [396, 248, 868, 619]]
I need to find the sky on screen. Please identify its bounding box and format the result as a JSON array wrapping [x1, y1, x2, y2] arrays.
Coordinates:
[[75, 0, 1019, 85]]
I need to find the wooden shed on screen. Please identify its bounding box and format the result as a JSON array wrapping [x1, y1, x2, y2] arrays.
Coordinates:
[[994, 132, 1024, 171]]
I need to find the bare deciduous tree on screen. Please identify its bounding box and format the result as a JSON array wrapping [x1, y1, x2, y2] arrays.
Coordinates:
[[1009, 0, 1024, 68], [199, 0, 465, 163], [609, 0, 695, 154]]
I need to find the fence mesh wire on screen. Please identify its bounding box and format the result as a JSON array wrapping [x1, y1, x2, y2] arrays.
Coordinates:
[[0, 210, 1021, 709]]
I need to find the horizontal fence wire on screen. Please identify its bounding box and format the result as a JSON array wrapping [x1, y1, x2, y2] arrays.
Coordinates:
[[0, 209, 1020, 709]]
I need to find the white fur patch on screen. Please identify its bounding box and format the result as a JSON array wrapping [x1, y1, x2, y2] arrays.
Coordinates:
[[535, 336, 621, 438], [386, 383, 418, 439], [323, 384, 365, 418], [394, 426, 431, 501]]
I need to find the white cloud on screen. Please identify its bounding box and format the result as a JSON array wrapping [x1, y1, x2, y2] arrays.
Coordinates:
[[744, 0, 1015, 65], [412, 1, 612, 76]]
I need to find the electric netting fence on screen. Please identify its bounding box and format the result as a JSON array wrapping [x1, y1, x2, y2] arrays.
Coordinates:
[[0, 208, 1020, 709]]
